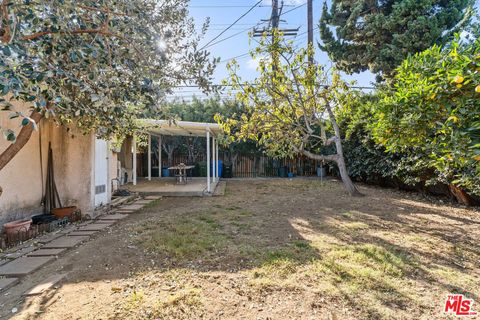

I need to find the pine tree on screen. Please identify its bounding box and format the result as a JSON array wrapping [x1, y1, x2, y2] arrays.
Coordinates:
[[319, 0, 474, 81]]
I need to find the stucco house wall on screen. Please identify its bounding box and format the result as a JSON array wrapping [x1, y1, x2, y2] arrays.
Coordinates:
[[0, 101, 114, 226]]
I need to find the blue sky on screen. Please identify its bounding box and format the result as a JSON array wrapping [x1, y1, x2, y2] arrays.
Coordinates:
[[173, 0, 479, 99]]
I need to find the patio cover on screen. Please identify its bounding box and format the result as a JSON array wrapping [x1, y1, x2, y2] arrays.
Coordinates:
[[140, 119, 222, 137], [132, 119, 222, 194]]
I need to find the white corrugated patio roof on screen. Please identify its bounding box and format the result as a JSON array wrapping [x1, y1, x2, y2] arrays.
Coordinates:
[[140, 119, 222, 137]]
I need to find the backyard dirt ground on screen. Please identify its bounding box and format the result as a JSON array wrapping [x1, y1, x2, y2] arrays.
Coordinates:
[[2, 179, 479, 320]]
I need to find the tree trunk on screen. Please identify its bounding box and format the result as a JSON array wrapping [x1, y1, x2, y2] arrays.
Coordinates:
[[449, 184, 476, 206], [305, 100, 363, 197], [0, 111, 43, 172], [334, 147, 362, 196], [301, 149, 362, 196]]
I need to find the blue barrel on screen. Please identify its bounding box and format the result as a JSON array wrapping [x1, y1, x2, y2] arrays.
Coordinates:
[[162, 167, 170, 177], [210, 160, 223, 177]]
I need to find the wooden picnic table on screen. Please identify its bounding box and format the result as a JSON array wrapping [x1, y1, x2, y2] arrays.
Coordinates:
[[168, 164, 195, 184]]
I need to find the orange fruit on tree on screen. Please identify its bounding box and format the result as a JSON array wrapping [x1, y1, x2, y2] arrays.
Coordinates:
[[454, 75, 464, 84], [476, 85, 480, 93], [474, 155, 480, 161], [456, 83, 463, 89]]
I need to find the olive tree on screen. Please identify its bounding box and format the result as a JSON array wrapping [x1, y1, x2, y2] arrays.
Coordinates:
[[0, 0, 216, 171], [217, 34, 361, 196]]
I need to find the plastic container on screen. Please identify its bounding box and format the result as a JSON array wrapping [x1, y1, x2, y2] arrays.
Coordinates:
[[162, 167, 170, 177], [52, 206, 77, 219], [197, 162, 207, 177], [211, 160, 223, 178], [317, 166, 327, 177], [223, 163, 233, 178], [3, 219, 32, 235], [278, 166, 287, 178]]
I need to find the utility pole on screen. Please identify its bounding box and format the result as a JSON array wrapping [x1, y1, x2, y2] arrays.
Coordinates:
[[307, 0, 314, 65], [272, 0, 279, 30], [253, 0, 299, 38]]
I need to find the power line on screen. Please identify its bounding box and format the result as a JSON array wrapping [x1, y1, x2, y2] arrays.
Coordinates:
[[170, 84, 375, 90], [199, 0, 263, 51], [203, 2, 307, 50], [217, 25, 319, 64], [190, 5, 293, 8], [203, 21, 267, 50]]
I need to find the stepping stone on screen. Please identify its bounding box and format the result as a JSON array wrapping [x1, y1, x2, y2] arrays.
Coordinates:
[[0, 256, 54, 277], [116, 210, 135, 214], [144, 196, 161, 200], [0, 277, 19, 292], [77, 221, 93, 227], [42, 236, 89, 249], [133, 200, 152, 205], [58, 225, 80, 234], [119, 204, 144, 211], [4, 246, 37, 260], [24, 273, 67, 296], [97, 214, 128, 221], [35, 233, 63, 244], [27, 248, 66, 257], [67, 230, 98, 236], [77, 222, 114, 232]]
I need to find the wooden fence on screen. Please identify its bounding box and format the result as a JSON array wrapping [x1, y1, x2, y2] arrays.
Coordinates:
[[138, 151, 325, 178]]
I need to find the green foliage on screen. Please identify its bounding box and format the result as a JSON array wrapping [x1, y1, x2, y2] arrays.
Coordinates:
[[372, 36, 480, 193], [218, 32, 353, 159], [162, 97, 261, 158], [319, 0, 474, 80], [337, 36, 480, 196], [0, 0, 216, 141], [337, 94, 434, 188]]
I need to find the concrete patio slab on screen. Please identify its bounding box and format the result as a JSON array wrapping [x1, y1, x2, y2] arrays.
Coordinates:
[[27, 248, 66, 257], [97, 214, 128, 221], [24, 273, 67, 296], [0, 256, 54, 277], [0, 277, 19, 292], [213, 181, 227, 196], [67, 230, 98, 236], [124, 178, 217, 197], [77, 222, 114, 232], [42, 236, 89, 249]]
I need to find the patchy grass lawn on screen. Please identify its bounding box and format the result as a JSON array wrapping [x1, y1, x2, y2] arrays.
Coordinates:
[[10, 179, 480, 320]]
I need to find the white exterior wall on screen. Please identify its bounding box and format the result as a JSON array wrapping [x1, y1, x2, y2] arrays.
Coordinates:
[[0, 101, 116, 226]]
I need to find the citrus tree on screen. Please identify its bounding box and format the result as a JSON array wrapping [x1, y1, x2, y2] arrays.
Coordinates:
[[372, 36, 480, 203], [0, 0, 216, 171], [217, 34, 361, 196]]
